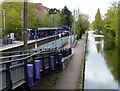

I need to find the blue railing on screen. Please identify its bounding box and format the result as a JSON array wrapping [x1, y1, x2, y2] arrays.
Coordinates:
[[0, 47, 72, 91], [0, 35, 76, 91], [1, 36, 69, 61]]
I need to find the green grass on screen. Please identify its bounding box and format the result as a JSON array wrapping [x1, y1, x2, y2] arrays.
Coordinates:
[[47, 72, 61, 89]]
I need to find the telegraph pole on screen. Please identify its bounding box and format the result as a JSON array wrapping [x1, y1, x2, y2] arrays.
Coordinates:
[[23, 0, 28, 50]]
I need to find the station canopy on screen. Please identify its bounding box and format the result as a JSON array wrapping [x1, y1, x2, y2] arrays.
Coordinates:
[[27, 27, 68, 31]]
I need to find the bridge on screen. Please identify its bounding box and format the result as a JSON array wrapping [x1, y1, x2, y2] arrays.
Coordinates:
[[0, 25, 76, 91]]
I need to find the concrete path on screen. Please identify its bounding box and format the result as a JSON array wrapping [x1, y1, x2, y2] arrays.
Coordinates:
[[55, 34, 86, 89]]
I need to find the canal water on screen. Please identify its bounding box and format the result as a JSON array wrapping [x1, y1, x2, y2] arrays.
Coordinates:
[[84, 31, 119, 89]]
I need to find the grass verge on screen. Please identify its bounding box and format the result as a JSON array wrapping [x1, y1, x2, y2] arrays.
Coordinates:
[[47, 72, 61, 89]]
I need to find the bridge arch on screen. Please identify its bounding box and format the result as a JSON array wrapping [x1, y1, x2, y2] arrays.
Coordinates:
[[55, 25, 72, 34], [55, 25, 73, 49]]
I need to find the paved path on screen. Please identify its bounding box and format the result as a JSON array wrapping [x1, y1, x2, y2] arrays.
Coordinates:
[[55, 34, 86, 89]]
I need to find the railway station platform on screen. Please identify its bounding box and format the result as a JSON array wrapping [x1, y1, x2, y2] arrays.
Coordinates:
[[0, 35, 58, 52]]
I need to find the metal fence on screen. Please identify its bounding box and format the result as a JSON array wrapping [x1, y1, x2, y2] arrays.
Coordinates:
[[0, 35, 75, 91], [1, 36, 70, 63], [0, 47, 72, 91]]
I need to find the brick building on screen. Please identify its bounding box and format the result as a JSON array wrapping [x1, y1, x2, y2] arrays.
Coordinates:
[[36, 3, 49, 22]]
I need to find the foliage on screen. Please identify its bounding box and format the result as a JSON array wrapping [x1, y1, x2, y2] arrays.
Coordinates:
[[43, 6, 74, 27], [41, 6, 74, 28], [47, 73, 61, 89], [92, 8, 104, 30], [28, 3, 40, 28], [89, 22, 94, 30], [47, 8, 61, 27], [61, 6, 73, 27], [102, 3, 120, 83], [5, 9, 20, 34], [103, 37, 119, 83], [41, 12, 62, 27], [1, 1, 40, 39], [103, 2, 119, 47], [48, 8, 60, 15], [75, 12, 89, 39], [46, 14, 62, 27]]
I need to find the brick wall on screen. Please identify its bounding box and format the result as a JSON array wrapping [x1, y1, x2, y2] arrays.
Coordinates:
[[36, 3, 49, 21]]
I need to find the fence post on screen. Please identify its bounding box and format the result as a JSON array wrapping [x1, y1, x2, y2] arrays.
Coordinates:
[[42, 54, 45, 74], [24, 58, 28, 85], [50, 56, 54, 71], [6, 62, 12, 91], [58, 53, 62, 65], [27, 64, 33, 86], [32, 56, 36, 82], [65, 50, 69, 57], [54, 52, 58, 70], [71, 47, 72, 54], [69, 47, 72, 55], [35, 60, 41, 79]]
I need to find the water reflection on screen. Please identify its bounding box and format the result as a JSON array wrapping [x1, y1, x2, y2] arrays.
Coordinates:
[[84, 31, 118, 89], [103, 37, 119, 83]]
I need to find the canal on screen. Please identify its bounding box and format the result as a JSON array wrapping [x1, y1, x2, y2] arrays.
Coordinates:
[[84, 31, 119, 90]]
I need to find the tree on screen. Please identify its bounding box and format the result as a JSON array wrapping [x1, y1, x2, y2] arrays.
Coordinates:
[[61, 6, 73, 27], [28, 3, 40, 28], [103, 2, 119, 47], [1, 1, 40, 39], [5, 9, 20, 34], [93, 8, 103, 30], [42, 8, 62, 27], [75, 12, 89, 39], [48, 8, 60, 15], [43, 6, 74, 27], [46, 14, 61, 27]]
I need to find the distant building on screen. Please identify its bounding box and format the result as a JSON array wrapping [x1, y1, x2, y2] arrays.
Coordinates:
[[36, 3, 49, 22]]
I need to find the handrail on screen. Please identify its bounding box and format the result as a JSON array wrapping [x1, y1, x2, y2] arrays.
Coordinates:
[[0, 49, 58, 64], [0, 48, 58, 60], [1, 36, 69, 60], [0, 53, 31, 59], [1, 34, 68, 55], [0, 47, 72, 91]]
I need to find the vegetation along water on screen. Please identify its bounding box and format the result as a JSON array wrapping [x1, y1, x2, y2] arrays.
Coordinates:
[[84, 31, 119, 89]]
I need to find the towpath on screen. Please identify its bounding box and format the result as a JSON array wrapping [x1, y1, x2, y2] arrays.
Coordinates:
[[55, 34, 86, 89]]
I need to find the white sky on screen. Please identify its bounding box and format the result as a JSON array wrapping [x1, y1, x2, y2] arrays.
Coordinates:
[[0, 0, 119, 22], [30, 0, 119, 22]]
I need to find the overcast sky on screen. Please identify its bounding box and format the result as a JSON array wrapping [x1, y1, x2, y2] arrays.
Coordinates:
[[30, 0, 119, 22], [1, 0, 119, 22]]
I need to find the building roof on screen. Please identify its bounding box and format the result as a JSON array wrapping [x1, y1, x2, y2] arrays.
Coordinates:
[[27, 27, 69, 31], [38, 27, 57, 30], [27, 27, 58, 31]]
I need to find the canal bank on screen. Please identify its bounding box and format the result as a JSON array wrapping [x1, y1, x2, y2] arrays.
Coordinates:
[[55, 33, 87, 89]]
